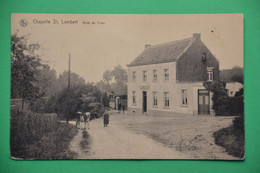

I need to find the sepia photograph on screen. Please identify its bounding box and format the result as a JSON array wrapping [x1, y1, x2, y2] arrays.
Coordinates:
[[10, 14, 244, 160]]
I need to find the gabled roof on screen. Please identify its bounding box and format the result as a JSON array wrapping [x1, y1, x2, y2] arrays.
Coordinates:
[[127, 37, 195, 67]]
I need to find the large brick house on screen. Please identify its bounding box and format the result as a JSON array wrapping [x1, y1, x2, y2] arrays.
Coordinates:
[[127, 33, 219, 116]]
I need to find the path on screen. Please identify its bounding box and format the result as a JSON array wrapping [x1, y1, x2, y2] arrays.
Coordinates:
[[69, 117, 191, 159]]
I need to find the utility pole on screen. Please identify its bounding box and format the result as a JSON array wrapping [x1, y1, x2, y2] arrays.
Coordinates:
[[68, 53, 71, 89], [66, 53, 71, 123]]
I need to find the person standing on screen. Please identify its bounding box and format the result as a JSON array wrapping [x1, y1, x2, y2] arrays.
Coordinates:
[[118, 103, 121, 113], [76, 111, 81, 128], [122, 104, 125, 113], [103, 110, 110, 127]]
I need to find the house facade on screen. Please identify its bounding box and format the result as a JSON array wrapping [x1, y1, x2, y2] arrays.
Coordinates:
[[127, 33, 219, 116], [226, 82, 243, 97]]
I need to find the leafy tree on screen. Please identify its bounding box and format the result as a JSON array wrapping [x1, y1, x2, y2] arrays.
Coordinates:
[[111, 65, 127, 84], [37, 67, 58, 97], [53, 84, 101, 122], [103, 69, 113, 85], [55, 70, 86, 93], [95, 80, 111, 93], [109, 65, 128, 96], [220, 66, 244, 84], [203, 81, 231, 116], [11, 34, 48, 109]]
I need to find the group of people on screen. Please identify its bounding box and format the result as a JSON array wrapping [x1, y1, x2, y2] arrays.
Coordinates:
[[76, 110, 110, 129], [117, 103, 125, 113]]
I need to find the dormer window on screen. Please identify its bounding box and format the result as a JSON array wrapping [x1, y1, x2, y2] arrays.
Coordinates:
[[207, 67, 214, 81]]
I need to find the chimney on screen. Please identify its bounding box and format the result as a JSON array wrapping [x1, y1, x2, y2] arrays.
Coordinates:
[[193, 33, 201, 40], [145, 44, 151, 48]]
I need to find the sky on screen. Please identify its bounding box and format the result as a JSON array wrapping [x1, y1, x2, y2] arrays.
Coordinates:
[[11, 14, 244, 83]]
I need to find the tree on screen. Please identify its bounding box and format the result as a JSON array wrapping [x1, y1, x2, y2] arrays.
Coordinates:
[[53, 84, 101, 122], [220, 66, 244, 84], [56, 70, 86, 93], [111, 65, 127, 84], [11, 33, 48, 109], [110, 65, 127, 96], [95, 80, 111, 93], [203, 81, 231, 116], [103, 70, 113, 85]]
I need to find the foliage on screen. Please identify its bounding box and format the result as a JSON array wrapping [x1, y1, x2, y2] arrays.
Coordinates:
[[89, 102, 106, 119], [10, 110, 77, 159], [11, 34, 49, 108], [56, 70, 86, 93], [204, 81, 244, 116], [111, 65, 127, 84], [203, 81, 230, 116], [213, 113, 244, 158], [102, 94, 110, 107], [95, 80, 111, 93], [53, 84, 101, 120], [220, 66, 244, 84], [103, 69, 113, 85], [235, 88, 244, 97], [96, 65, 127, 96]]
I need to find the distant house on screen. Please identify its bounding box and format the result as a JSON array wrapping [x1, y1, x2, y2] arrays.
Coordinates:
[[127, 33, 219, 116], [226, 82, 243, 97], [106, 92, 116, 108]]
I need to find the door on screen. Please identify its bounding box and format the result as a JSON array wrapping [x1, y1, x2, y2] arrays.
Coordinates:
[[142, 91, 147, 113], [198, 90, 210, 115]]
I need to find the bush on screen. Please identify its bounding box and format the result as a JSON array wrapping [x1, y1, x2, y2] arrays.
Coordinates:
[[213, 113, 245, 158], [204, 81, 244, 116], [10, 109, 77, 159], [89, 102, 105, 120]]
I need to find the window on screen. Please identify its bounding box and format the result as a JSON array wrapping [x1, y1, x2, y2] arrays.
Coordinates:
[[132, 91, 136, 105], [132, 71, 136, 82], [181, 89, 188, 106], [143, 71, 147, 82], [207, 67, 214, 81], [153, 92, 158, 107], [153, 69, 157, 82], [164, 92, 169, 107], [164, 69, 169, 81], [202, 53, 206, 62]]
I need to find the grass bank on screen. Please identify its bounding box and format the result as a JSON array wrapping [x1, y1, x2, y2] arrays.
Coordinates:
[[10, 109, 78, 159], [213, 116, 245, 159]]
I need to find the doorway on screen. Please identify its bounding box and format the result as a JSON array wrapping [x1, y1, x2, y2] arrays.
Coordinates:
[[198, 89, 210, 115], [142, 91, 147, 113]]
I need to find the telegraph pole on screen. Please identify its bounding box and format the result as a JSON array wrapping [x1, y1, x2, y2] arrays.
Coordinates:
[[68, 53, 71, 89], [66, 53, 71, 123]]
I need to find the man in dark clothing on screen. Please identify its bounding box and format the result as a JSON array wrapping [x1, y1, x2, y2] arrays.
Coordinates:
[[103, 111, 109, 127], [118, 103, 121, 113], [122, 104, 125, 113], [76, 111, 81, 128]]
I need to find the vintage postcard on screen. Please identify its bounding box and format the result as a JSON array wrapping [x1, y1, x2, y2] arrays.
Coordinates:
[[10, 14, 244, 160]]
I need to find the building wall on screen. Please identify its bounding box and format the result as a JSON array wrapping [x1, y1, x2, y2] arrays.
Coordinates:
[[128, 62, 176, 113], [127, 61, 215, 116], [127, 62, 215, 116], [176, 39, 220, 82]]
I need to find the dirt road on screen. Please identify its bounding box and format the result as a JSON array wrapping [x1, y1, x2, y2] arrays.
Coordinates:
[[69, 117, 191, 159]]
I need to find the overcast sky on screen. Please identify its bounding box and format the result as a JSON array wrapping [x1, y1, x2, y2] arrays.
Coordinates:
[[12, 14, 243, 83]]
